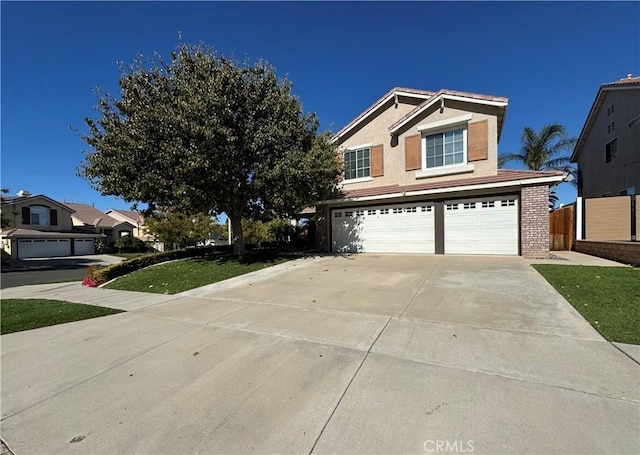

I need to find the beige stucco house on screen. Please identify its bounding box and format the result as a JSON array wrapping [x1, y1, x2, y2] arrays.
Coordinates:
[[1, 194, 103, 259], [316, 87, 563, 258], [571, 75, 640, 198], [66, 203, 135, 246], [105, 209, 150, 241]]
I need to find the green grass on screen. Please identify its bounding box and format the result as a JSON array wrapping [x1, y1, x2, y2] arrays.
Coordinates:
[[533, 265, 640, 344], [1, 299, 123, 335], [104, 251, 290, 294]]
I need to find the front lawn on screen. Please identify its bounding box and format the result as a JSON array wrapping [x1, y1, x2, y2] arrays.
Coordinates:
[[1, 299, 123, 335], [533, 265, 640, 344], [104, 251, 290, 294]]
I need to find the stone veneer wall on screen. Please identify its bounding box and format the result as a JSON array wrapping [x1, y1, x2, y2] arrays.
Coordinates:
[[575, 240, 640, 265], [521, 185, 550, 259], [315, 205, 330, 252]]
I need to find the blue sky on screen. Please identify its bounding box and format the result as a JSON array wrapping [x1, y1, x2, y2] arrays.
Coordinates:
[[2, 1, 639, 214]]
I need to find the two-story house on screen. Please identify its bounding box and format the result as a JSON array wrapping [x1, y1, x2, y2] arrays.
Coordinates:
[[105, 209, 150, 241], [316, 87, 563, 258], [1, 194, 103, 259], [66, 203, 135, 245], [571, 75, 640, 197]]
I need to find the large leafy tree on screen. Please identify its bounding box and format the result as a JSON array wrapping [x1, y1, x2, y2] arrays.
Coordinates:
[[498, 123, 576, 171], [79, 42, 342, 254]]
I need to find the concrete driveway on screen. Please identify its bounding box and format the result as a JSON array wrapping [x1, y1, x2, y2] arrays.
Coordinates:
[[1, 255, 638, 454]]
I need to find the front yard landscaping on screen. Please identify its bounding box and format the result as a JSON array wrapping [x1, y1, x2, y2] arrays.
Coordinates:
[[533, 265, 640, 344], [104, 251, 290, 294], [1, 299, 123, 335]]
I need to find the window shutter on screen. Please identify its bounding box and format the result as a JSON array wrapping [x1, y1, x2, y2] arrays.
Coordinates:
[[468, 120, 488, 161], [21, 207, 30, 224], [50, 209, 58, 226], [371, 145, 384, 177], [405, 134, 422, 171]]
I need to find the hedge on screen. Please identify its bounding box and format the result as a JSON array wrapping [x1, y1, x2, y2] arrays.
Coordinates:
[[82, 245, 232, 287]]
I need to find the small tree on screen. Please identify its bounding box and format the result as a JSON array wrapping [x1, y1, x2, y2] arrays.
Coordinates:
[[146, 212, 220, 249], [267, 218, 296, 245], [79, 41, 341, 255], [241, 219, 272, 247]]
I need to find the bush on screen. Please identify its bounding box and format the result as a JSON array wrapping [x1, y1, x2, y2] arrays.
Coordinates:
[[113, 236, 147, 253], [82, 245, 232, 287]]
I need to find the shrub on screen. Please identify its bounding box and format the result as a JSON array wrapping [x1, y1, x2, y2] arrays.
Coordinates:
[[82, 265, 103, 287], [113, 236, 147, 253], [82, 245, 231, 287]]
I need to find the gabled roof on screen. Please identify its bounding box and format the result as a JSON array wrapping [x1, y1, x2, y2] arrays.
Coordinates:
[[572, 75, 640, 162], [330, 87, 435, 143], [388, 89, 508, 138], [106, 209, 145, 224], [329, 169, 562, 201], [0, 194, 75, 213], [331, 87, 509, 145], [66, 203, 122, 228]]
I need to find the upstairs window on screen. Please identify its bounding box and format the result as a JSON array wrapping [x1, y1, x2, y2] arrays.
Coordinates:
[[344, 147, 370, 180], [30, 206, 50, 226], [424, 128, 465, 169], [605, 138, 618, 163]]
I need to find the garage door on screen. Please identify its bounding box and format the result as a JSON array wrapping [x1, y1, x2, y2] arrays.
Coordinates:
[[18, 239, 71, 259], [331, 202, 435, 253], [444, 196, 518, 255], [74, 239, 95, 255]]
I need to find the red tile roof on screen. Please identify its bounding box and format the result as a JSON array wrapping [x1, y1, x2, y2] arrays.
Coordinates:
[[601, 75, 640, 88], [336, 169, 562, 200]]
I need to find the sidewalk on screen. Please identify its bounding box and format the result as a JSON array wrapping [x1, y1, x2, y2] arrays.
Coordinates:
[[1, 282, 180, 311], [527, 250, 628, 267]]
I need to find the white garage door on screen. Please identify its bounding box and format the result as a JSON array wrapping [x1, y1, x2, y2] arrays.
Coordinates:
[[74, 239, 95, 255], [444, 196, 518, 255], [18, 239, 71, 259], [332, 202, 435, 253]]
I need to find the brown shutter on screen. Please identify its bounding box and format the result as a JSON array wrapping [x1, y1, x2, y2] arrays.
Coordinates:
[[50, 209, 58, 226], [405, 134, 422, 171], [21, 207, 30, 224], [468, 120, 488, 161], [371, 145, 384, 177]]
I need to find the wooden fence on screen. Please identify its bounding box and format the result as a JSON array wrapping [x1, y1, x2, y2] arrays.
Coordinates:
[[583, 195, 636, 241], [549, 205, 575, 251]]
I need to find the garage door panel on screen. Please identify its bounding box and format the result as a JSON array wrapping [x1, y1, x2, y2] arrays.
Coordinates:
[[445, 197, 518, 256], [18, 239, 71, 259], [332, 203, 434, 254], [74, 239, 95, 255]]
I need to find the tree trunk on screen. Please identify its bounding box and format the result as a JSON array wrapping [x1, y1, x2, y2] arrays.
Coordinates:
[[229, 212, 245, 256]]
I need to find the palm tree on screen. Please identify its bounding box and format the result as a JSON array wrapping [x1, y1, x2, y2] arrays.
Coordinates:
[[499, 123, 577, 209], [498, 123, 576, 171]]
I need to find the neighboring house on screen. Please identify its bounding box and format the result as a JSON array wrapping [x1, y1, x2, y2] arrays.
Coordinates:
[[316, 87, 563, 258], [65, 203, 134, 245], [571, 75, 640, 198], [105, 209, 149, 241], [1, 194, 103, 259]]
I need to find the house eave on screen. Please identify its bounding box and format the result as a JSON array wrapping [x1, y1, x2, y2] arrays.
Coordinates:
[[389, 93, 508, 136], [330, 89, 434, 144], [318, 175, 563, 205]]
